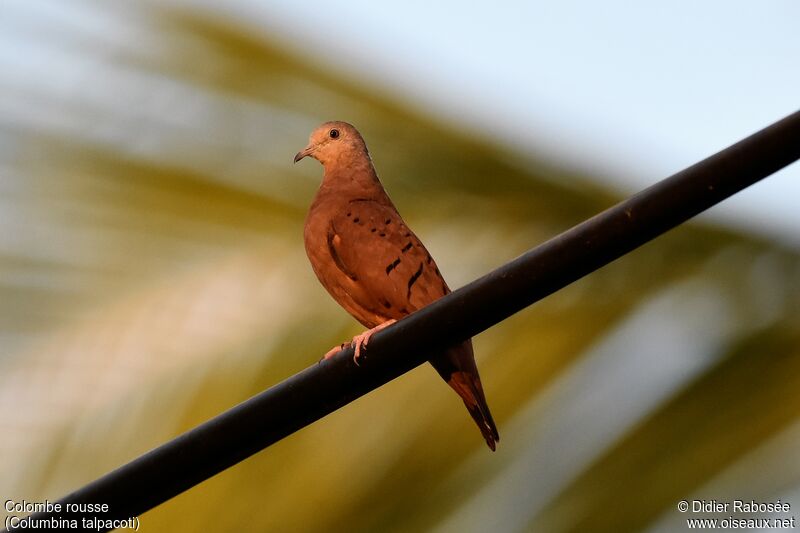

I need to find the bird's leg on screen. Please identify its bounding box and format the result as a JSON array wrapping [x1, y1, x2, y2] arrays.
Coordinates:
[[351, 319, 397, 365]]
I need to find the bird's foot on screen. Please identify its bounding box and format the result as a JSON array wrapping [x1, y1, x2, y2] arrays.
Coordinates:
[[321, 343, 347, 362], [321, 320, 397, 365], [350, 319, 397, 365]]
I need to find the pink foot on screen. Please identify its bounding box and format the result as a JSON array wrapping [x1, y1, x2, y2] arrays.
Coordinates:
[[322, 343, 347, 361], [321, 319, 397, 365], [351, 319, 397, 364]]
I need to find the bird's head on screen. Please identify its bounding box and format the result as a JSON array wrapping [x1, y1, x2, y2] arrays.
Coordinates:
[[294, 121, 369, 166]]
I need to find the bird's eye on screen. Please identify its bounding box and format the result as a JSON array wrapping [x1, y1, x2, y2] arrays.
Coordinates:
[[329, 129, 340, 139]]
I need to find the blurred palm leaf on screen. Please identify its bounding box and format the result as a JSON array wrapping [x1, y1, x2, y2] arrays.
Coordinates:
[[1, 2, 798, 532]]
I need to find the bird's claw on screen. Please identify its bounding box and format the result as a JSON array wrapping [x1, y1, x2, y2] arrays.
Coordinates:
[[321, 319, 398, 366], [319, 339, 365, 365], [352, 319, 397, 365], [351, 332, 370, 366], [320, 343, 347, 363]]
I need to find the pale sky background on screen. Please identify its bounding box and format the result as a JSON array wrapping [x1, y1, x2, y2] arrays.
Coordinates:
[[3, 0, 799, 245], [236, 0, 799, 246]]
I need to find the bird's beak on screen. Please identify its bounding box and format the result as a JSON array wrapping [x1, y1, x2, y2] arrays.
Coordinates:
[[294, 144, 315, 163]]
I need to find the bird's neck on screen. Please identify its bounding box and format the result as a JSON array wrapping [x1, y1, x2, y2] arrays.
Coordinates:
[[318, 157, 390, 203]]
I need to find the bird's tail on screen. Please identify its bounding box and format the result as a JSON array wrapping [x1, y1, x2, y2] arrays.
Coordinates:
[[447, 370, 499, 451], [434, 342, 499, 451]]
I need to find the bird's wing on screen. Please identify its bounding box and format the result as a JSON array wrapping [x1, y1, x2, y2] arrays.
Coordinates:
[[327, 199, 499, 449], [327, 199, 450, 322]]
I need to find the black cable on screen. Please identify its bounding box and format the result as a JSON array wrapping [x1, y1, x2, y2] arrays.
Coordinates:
[[5, 110, 799, 533]]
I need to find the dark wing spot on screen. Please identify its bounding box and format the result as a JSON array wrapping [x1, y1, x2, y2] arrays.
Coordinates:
[[426, 253, 433, 264], [407, 262, 424, 299], [404, 232, 411, 237], [371, 228, 377, 232], [346, 212, 351, 217], [379, 298, 392, 309], [385, 258, 401, 274], [385, 219, 391, 224], [327, 228, 358, 281], [353, 217, 360, 223], [379, 232, 386, 237], [401, 242, 413, 253], [399, 307, 409, 314], [435, 267, 441, 275]]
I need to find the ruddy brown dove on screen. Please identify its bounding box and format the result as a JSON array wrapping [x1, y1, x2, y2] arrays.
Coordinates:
[[295, 121, 499, 450]]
